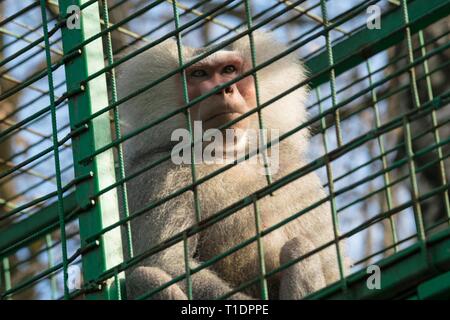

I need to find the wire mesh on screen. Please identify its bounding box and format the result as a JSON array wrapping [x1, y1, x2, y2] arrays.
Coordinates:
[[0, 0, 449, 300]]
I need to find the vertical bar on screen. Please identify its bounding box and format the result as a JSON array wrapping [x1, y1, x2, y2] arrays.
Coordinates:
[[243, 0, 273, 185], [39, 0, 69, 298], [253, 197, 269, 300], [45, 234, 58, 299], [171, 0, 202, 224], [171, 0, 197, 298], [100, 0, 134, 259], [417, 31, 450, 223], [58, 0, 124, 299], [400, 0, 426, 242], [320, 0, 343, 147], [183, 232, 193, 300], [404, 119, 426, 241], [315, 87, 346, 290], [401, 0, 421, 110], [365, 60, 399, 253], [113, 270, 121, 300], [2, 257, 11, 300]]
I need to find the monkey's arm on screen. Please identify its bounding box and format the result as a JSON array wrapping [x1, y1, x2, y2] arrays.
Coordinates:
[[279, 237, 326, 299], [130, 254, 251, 300], [126, 162, 251, 300], [127, 233, 252, 300]]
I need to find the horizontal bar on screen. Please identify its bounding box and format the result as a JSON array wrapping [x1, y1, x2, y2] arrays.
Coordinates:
[[306, 0, 450, 87], [0, 192, 77, 258], [307, 227, 450, 299]]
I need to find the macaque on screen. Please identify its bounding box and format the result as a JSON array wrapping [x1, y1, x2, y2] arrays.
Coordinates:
[[117, 31, 343, 300]]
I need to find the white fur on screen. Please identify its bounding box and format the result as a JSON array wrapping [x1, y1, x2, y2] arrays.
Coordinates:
[[117, 31, 344, 300]]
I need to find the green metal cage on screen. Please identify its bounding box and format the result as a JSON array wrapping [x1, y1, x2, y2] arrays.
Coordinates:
[[0, 0, 449, 300]]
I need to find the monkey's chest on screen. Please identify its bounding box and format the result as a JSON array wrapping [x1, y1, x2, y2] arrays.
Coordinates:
[[197, 208, 287, 293]]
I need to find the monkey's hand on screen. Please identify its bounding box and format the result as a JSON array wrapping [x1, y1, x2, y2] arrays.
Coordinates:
[[126, 262, 255, 300], [127, 266, 188, 300], [279, 237, 326, 300], [226, 292, 255, 300]]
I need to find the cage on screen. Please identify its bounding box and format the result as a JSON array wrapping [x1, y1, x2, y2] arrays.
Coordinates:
[[0, 0, 449, 300]]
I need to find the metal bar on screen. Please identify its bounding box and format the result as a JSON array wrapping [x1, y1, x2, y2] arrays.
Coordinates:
[[365, 59, 399, 253], [171, 1, 197, 299], [400, 0, 427, 248], [100, 0, 133, 260], [316, 86, 347, 292], [172, 0, 202, 223], [4, 38, 448, 285], [244, 0, 273, 184], [57, 0, 123, 300], [1, 0, 449, 301], [1, 258, 11, 299], [306, 228, 450, 299], [0, 192, 77, 258], [252, 197, 269, 300], [0, 2, 40, 28], [44, 234, 58, 299], [417, 30, 450, 224], [82, 91, 449, 296], [306, 0, 450, 87], [320, 0, 343, 146], [39, 0, 69, 297]]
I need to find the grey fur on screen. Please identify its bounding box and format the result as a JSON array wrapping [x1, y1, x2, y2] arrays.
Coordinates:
[[117, 31, 344, 300]]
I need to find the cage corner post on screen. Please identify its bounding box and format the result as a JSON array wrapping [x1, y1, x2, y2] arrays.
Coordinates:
[[57, 0, 124, 299]]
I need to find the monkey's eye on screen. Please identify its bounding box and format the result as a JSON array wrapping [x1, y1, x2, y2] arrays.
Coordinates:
[[222, 65, 237, 74], [190, 69, 208, 77]]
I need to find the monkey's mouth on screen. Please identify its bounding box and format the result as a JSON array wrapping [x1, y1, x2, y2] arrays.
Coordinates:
[[204, 112, 242, 125]]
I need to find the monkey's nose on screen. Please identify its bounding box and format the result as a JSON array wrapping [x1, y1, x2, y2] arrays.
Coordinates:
[[224, 86, 234, 94], [215, 85, 234, 95]]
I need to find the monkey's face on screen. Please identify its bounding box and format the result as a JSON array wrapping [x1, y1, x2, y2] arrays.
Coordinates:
[[186, 51, 256, 134]]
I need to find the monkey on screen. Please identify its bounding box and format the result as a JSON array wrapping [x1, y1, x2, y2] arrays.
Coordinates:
[[117, 31, 344, 300]]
